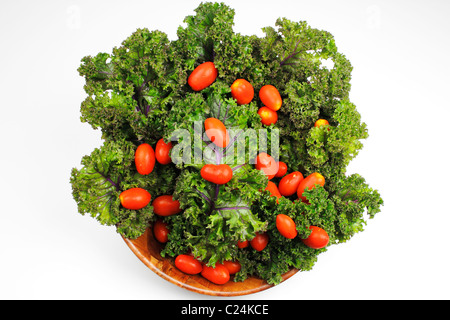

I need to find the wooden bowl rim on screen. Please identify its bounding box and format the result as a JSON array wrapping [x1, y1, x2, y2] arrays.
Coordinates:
[[122, 227, 299, 296]]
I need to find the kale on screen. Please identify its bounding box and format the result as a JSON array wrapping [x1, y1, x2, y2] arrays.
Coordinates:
[[70, 2, 383, 285]]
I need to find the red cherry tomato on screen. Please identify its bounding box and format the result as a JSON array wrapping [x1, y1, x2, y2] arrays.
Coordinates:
[[259, 85, 282, 111], [204, 118, 230, 148], [155, 138, 173, 165], [231, 79, 254, 105], [237, 240, 249, 248], [188, 61, 218, 91], [301, 226, 329, 249], [314, 119, 329, 127], [135, 143, 155, 175], [275, 161, 288, 178], [175, 254, 203, 275], [153, 219, 169, 243], [119, 188, 151, 210], [278, 171, 304, 197], [276, 214, 297, 239], [250, 232, 269, 251], [223, 261, 241, 275], [255, 152, 278, 180], [201, 263, 230, 285], [297, 172, 325, 202], [258, 107, 278, 126], [152, 195, 182, 216], [265, 181, 282, 200], [200, 164, 233, 185]]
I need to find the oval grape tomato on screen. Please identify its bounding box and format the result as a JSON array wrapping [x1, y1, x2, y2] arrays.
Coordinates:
[[200, 164, 233, 185], [119, 188, 151, 210], [175, 254, 203, 274], [259, 85, 282, 111], [155, 138, 173, 165], [152, 195, 182, 216], [231, 79, 254, 105], [188, 62, 218, 91], [135, 143, 155, 175]]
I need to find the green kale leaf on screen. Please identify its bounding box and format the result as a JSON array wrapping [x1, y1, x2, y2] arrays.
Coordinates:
[[71, 1, 384, 286]]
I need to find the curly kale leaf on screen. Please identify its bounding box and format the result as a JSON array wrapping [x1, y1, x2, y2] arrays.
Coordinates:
[[78, 28, 185, 142], [70, 139, 135, 227], [80, 90, 138, 141], [70, 139, 180, 239], [261, 17, 353, 129], [165, 81, 262, 169], [78, 52, 115, 95], [161, 164, 267, 266], [71, 2, 384, 285], [325, 100, 369, 163], [278, 99, 369, 197], [210, 165, 268, 244], [174, 2, 268, 89], [175, 2, 235, 68], [332, 174, 384, 242], [233, 187, 336, 284], [235, 172, 382, 285]]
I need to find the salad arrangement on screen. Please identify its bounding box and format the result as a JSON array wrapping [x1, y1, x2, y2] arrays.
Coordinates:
[[70, 2, 383, 285]]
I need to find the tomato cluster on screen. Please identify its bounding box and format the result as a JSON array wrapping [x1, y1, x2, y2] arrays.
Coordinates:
[[118, 138, 180, 244], [255, 154, 329, 247], [119, 138, 175, 210], [159, 62, 331, 285], [173, 253, 241, 285], [229, 77, 282, 127]]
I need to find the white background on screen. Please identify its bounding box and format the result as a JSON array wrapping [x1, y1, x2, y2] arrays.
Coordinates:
[[1, 0, 449, 300]]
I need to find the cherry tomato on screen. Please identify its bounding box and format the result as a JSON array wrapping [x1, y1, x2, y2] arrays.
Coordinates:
[[255, 152, 278, 180], [301, 226, 329, 249], [204, 118, 230, 148], [201, 263, 230, 285], [250, 232, 269, 252], [259, 85, 282, 111], [265, 180, 281, 197], [175, 254, 203, 275], [237, 240, 249, 249], [231, 79, 254, 105], [119, 188, 151, 210], [258, 107, 278, 126], [297, 172, 325, 202], [278, 171, 304, 197], [135, 143, 155, 175], [155, 138, 173, 165], [314, 119, 329, 127], [265, 181, 282, 201], [152, 195, 182, 216], [188, 61, 218, 91], [153, 219, 169, 243], [200, 164, 233, 185], [223, 261, 241, 275], [276, 214, 297, 239], [275, 161, 288, 178]]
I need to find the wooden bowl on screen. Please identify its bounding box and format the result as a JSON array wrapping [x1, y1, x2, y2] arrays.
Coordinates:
[[123, 227, 299, 296]]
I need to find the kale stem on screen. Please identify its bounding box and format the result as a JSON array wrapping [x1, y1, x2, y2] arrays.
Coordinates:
[[223, 103, 231, 122], [96, 191, 113, 200], [215, 206, 250, 211], [220, 129, 244, 161], [231, 164, 245, 171], [280, 38, 304, 66], [214, 184, 220, 202], [98, 172, 120, 191], [97, 71, 114, 77], [194, 188, 213, 205], [216, 100, 222, 120]]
